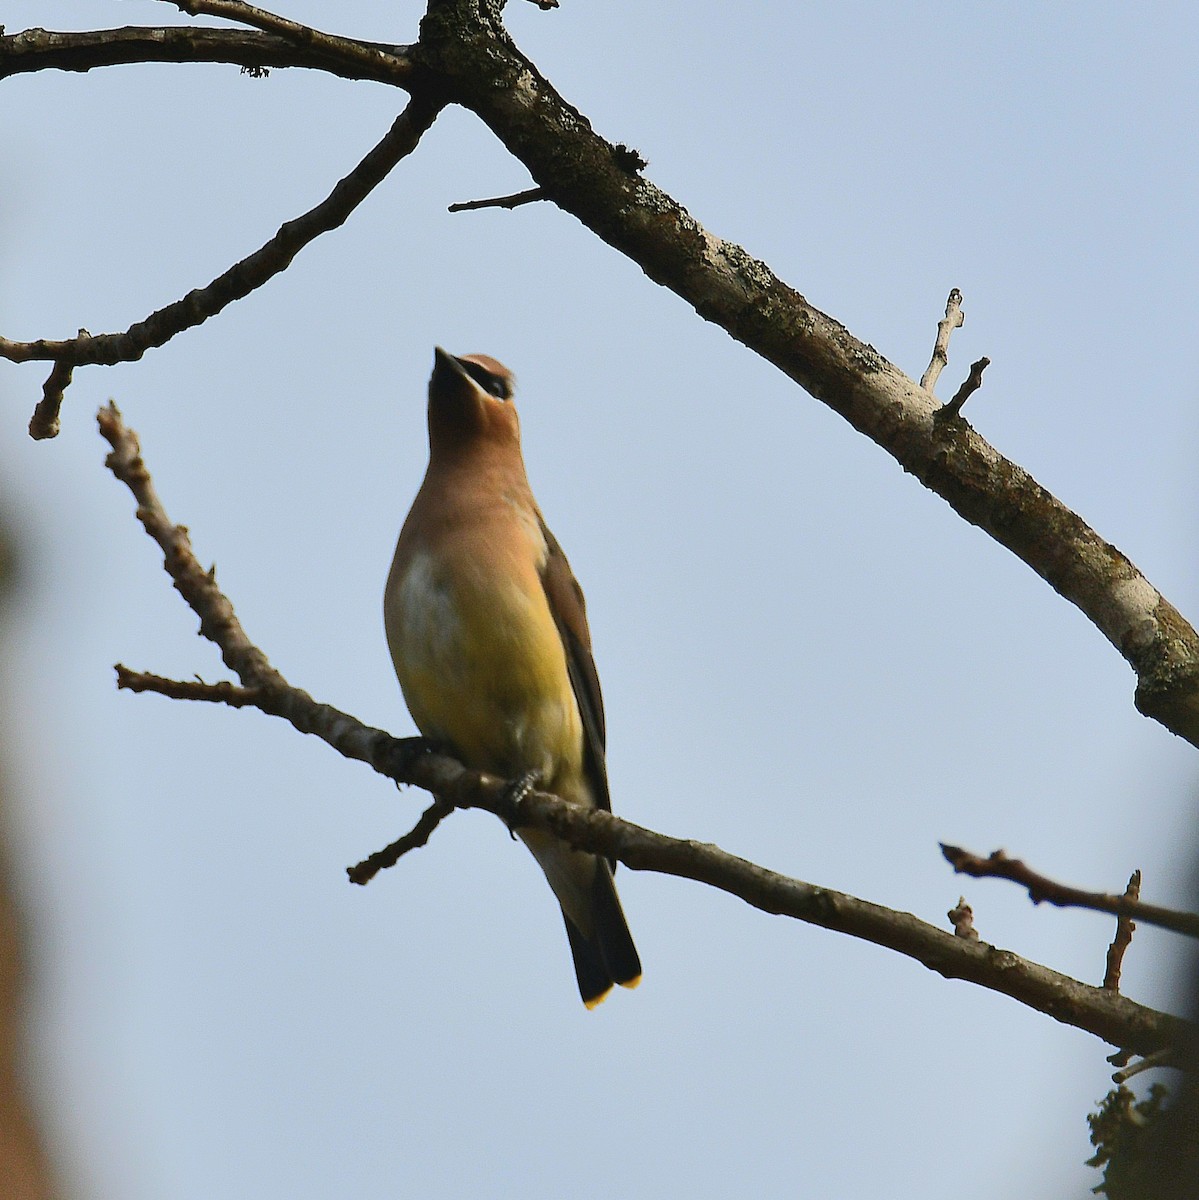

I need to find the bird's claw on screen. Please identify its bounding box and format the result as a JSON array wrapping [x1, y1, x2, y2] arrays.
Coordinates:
[[501, 769, 541, 838]]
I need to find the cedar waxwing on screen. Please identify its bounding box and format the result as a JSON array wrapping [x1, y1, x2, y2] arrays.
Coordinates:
[[384, 348, 641, 1008]]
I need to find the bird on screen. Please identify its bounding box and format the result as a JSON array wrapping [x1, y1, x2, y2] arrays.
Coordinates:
[[384, 347, 641, 1008]]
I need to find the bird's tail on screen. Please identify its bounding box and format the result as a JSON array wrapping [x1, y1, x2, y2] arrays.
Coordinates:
[[564, 859, 642, 1009], [519, 829, 642, 1007]]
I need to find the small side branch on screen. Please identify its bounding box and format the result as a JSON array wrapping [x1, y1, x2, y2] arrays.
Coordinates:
[[921, 288, 963, 393], [28, 360, 74, 440], [1104, 870, 1143, 992], [166, 0, 403, 80], [115, 665, 264, 707], [948, 896, 980, 940], [448, 187, 546, 213], [936, 356, 991, 422], [347, 797, 456, 885], [941, 845, 1199, 939], [8, 94, 442, 436]]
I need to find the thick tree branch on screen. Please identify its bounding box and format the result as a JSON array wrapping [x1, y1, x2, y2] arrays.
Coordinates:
[[10, 8, 1199, 743], [0, 25, 412, 86], [5, 95, 443, 433], [942, 845, 1199, 940], [413, 0, 1199, 747], [96, 400, 1198, 1064]]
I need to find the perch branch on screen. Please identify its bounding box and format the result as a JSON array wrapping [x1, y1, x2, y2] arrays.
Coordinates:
[[4, 94, 442, 434], [96, 400, 1198, 1066], [941, 846, 1199, 939], [1104, 870, 1142, 992], [921, 288, 963, 393]]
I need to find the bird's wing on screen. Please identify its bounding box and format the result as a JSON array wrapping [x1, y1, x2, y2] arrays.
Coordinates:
[[538, 518, 610, 813]]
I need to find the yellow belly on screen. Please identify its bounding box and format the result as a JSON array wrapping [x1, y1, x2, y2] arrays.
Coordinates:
[[386, 549, 584, 788]]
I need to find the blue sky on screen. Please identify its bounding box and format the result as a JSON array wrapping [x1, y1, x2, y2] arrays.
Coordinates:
[[3, 3, 1198, 1197]]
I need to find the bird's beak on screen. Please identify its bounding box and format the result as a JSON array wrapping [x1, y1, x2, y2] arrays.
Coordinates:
[[433, 346, 467, 380]]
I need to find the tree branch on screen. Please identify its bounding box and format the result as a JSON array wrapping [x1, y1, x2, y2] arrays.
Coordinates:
[[5, 94, 443, 434], [921, 288, 963, 393], [448, 186, 546, 213], [935, 355, 991, 423], [95, 399, 1199, 1065], [346, 796, 456, 885], [941, 845, 1199, 940], [0, 25, 410, 85], [414, 0, 1199, 747], [12, 8, 1199, 744], [1105, 870, 1142, 993]]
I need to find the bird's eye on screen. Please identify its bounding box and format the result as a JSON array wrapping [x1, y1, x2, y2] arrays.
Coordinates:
[[460, 359, 512, 401]]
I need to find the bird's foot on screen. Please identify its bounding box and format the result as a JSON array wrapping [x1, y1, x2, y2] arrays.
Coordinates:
[[501, 768, 542, 838]]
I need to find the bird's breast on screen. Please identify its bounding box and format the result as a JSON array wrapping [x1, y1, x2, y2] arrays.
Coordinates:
[[385, 544, 583, 785]]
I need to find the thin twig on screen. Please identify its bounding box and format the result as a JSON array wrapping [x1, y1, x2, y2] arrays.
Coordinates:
[[1112, 1047, 1177, 1083], [28, 359, 74, 440], [347, 797, 456, 885], [95, 400, 1198, 1064], [1104, 870, 1143, 992], [166, 0, 401, 80], [936, 356, 991, 423], [941, 845, 1199, 939], [448, 187, 546, 213], [116, 665, 263, 707], [8, 95, 442, 435], [948, 895, 980, 940], [921, 288, 963, 393]]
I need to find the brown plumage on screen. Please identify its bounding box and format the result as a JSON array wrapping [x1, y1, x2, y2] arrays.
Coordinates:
[[384, 347, 641, 1007]]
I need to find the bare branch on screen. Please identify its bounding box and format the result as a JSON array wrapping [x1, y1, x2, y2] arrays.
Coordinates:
[[417, 6, 1199, 746], [0, 25, 411, 85], [6, 95, 442, 434], [347, 796, 457, 885], [1104, 870, 1143, 992], [448, 187, 546, 213], [921, 288, 963, 393], [167, 1, 413, 81], [28, 359, 73, 440], [936, 356, 991, 423], [941, 845, 1199, 940], [12, 8, 1199, 741], [99, 402, 282, 687], [948, 896, 980, 940], [115, 665, 263, 707], [95, 400, 1198, 1065]]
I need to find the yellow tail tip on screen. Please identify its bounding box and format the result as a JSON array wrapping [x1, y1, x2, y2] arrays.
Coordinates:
[[582, 974, 642, 1009]]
